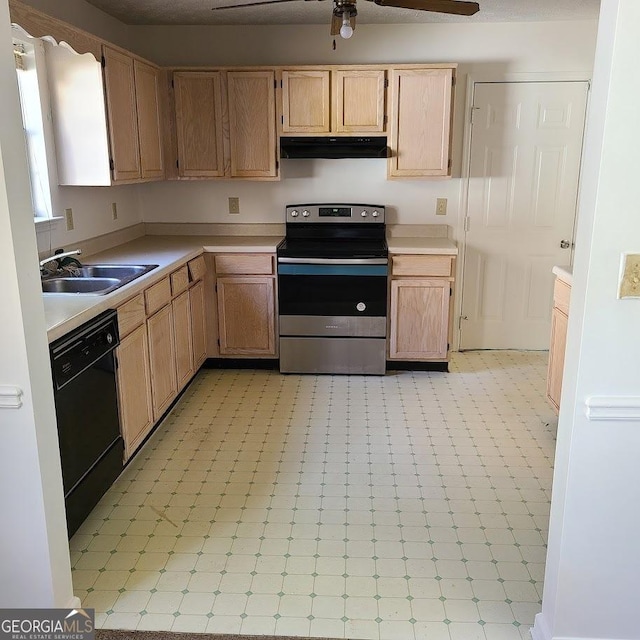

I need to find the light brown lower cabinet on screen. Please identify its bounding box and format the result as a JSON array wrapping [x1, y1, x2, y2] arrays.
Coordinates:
[[116, 324, 154, 461], [147, 304, 178, 420], [173, 290, 194, 390], [547, 277, 571, 413], [389, 278, 451, 360], [217, 276, 276, 355], [190, 280, 207, 369]]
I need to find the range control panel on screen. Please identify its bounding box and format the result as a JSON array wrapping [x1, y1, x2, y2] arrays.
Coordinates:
[[286, 204, 385, 224]]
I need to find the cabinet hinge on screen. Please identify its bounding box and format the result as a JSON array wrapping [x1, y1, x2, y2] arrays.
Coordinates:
[[114, 354, 119, 370], [274, 79, 277, 89], [383, 115, 388, 125], [276, 159, 279, 170], [280, 79, 283, 88], [281, 115, 284, 124], [447, 343, 450, 350], [171, 79, 174, 89], [464, 216, 470, 232], [450, 287, 453, 297], [384, 78, 389, 89], [109, 158, 114, 171], [217, 338, 220, 346], [176, 159, 179, 169], [452, 75, 456, 87], [101, 55, 105, 68], [448, 158, 452, 170]]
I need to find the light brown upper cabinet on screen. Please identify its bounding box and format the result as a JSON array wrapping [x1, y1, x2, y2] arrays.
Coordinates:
[[102, 45, 165, 184], [280, 68, 386, 135], [174, 72, 225, 177], [388, 67, 455, 178], [134, 60, 165, 179], [281, 70, 331, 133], [227, 70, 278, 178], [335, 70, 386, 133]]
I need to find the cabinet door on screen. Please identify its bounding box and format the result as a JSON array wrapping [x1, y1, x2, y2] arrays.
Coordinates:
[[281, 70, 330, 133], [389, 278, 450, 360], [174, 72, 225, 177], [173, 290, 194, 391], [546, 307, 569, 413], [134, 60, 164, 179], [116, 324, 153, 461], [227, 71, 277, 177], [217, 276, 276, 355], [102, 46, 141, 182], [388, 68, 454, 177], [147, 304, 177, 419], [335, 70, 386, 133], [190, 280, 207, 370]]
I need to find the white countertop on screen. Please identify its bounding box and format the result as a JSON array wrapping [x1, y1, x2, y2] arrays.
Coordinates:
[[388, 237, 458, 255], [44, 235, 283, 342], [44, 233, 460, 342], [552, 265, 573, 286]]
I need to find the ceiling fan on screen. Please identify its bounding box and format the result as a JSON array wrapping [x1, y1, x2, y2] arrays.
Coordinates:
[[212, 0, 479, 40]]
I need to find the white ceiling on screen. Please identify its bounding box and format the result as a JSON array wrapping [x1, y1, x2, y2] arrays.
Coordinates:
[[83, 0, 601, 27]]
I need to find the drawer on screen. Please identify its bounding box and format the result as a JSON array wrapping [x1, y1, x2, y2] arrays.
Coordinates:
[[391, 254, 453, 277], [117, 294, 145, 338], [144, 277, 171, 316], [215, 253, 273, 275], [170, 265, 189, 296], [554, 278, 571, 316], [188, 255, 206, 282]]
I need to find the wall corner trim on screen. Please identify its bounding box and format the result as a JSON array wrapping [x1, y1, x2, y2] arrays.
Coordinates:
[[585, 396, 640, 421], [0, 385, 24, 409]]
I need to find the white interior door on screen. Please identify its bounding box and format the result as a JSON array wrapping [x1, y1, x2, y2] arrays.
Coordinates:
[[460, 81, 589, 350]]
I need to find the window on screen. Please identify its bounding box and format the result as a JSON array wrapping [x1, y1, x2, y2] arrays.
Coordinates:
[[13, 31, 56, 224]]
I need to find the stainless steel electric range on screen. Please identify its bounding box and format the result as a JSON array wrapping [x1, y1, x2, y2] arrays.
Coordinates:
[[277, 203, 388, 375]]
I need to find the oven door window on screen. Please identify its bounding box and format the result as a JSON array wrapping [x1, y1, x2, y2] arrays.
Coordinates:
[[278, 265, 387, 317]]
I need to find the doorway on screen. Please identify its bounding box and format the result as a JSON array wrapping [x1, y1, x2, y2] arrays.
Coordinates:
[[460, 81, 589, 350]]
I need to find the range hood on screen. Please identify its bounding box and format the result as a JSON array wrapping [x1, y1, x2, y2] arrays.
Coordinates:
[[280, 136, 388, 159]]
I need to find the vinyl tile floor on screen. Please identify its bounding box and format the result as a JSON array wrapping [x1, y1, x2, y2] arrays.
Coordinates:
[[71, 351, 556, 640]]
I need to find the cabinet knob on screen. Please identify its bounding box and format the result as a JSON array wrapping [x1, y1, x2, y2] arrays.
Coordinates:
[[290, 210, 299, 218], [560, 240, 571, 249], [361, 211, 368, 217]]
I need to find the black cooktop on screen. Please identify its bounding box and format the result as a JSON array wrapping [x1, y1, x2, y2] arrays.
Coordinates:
[[277, 237, 388, 259]]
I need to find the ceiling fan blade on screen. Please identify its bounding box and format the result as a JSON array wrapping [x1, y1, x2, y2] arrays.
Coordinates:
[[370, 0, 479, 15], [212, 0, 301, 11], [331, 12, 341, 34]]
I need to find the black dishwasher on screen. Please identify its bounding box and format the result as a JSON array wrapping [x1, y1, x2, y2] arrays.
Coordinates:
[[50, 309, 123, 538]]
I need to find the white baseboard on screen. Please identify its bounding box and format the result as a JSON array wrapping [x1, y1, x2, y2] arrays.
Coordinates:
[[531, 613, 613, 640], [67, 595, 82, 608]]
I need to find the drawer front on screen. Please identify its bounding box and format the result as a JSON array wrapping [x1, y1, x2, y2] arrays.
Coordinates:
[[391, 254, 453, 277], [188, 255, 206, 282], [145, 277, 171, 316], [171, 265, 190, 296], [215, 253, 274, 275], [554, 278, 571, 316], [117, 294, 145, 338]]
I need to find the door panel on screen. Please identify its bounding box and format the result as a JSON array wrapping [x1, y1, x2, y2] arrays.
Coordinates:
[[461, 81, 588, 350]]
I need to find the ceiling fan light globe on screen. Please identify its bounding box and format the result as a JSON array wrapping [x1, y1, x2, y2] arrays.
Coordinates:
[[340, 23, 353, 38]]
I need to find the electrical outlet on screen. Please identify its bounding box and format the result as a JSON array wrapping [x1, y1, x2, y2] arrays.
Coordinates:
[[436, 198, 448, 216], [111, 202, 118, 221], [619, 253, 640, 298], [228, 197, 240, 214], [64, 208, 74, 231]]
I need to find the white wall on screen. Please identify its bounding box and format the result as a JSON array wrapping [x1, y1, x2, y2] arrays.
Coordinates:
[[532, 1, 640, 639], [0, 0, 74, 608], [136, 20, 597, 230]]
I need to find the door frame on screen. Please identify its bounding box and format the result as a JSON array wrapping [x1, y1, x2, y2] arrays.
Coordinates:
[[453, 71, 592, 351]]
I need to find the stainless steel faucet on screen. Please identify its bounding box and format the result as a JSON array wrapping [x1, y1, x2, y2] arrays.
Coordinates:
[[39, 249, 82, 272]]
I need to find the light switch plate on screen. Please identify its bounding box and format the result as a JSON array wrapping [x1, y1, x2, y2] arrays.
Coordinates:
[[228, 197, 240, 214], [111, 202, 118, 221], [619, 253, 640, 298]]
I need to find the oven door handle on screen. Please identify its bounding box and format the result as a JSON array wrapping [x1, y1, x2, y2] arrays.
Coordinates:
[[278, 257, 388, 265]]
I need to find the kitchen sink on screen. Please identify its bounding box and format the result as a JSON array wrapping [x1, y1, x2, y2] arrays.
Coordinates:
[[42, 263, 158, 295], [42, 277, 121, 294], [77, 264, 156, 279]]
